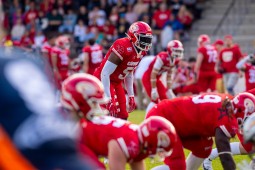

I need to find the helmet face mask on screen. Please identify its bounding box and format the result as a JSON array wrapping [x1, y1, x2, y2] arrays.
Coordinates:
[[134, 33, 153, 51]]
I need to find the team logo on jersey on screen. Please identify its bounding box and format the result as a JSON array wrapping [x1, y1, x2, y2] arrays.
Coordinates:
[[127, 47, 132, 52]]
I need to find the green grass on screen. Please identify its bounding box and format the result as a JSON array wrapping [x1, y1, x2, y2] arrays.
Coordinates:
[[126, 110, 250, 170]]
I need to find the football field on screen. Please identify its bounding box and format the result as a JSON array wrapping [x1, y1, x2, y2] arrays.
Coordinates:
[[127, 110, 250, 170]]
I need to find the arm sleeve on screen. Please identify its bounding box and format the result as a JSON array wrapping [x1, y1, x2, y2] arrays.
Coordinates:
[[124, 71, 134, 96], [236, 55, 250, 69], [101, 61, 118, 99]]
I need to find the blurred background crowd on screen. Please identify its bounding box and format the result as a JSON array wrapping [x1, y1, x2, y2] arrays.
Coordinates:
[[1, 0, 205, 56]]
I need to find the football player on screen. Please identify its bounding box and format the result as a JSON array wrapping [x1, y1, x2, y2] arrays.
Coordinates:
[[82, 38, 104, 75], [142, 40, 183, 112], [93, 21, 153, 119], [60, 73, 177, 170], [51, 35, 71, 89], [216, 35, 243, 95], [146, 92, 255, 170], [195, 34, 218, 93]]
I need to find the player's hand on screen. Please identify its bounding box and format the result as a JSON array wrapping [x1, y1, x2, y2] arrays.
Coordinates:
[[151, 88, 159, 101], [127, 96, 136, 113], [166, 89, 176, 99], [106, 99, 117, 117]]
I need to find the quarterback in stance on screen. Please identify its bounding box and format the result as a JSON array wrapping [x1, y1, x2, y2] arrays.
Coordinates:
[[142, 40, 183, 112], [94, 21, 153, 119], [146, 92, 255, 170], [60, 73, 178, 170]]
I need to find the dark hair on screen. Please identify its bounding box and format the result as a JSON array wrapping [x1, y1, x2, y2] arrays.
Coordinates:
[[88, 39, 95, 46]]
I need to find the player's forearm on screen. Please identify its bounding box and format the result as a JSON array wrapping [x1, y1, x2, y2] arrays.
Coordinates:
[[101, 61, 117, 98], [124, 72, 134, 96], [236, 55, 250, 70], [215, 128, 236, 170], [150, 69, 158, 88], [166, 70, 173, 89]]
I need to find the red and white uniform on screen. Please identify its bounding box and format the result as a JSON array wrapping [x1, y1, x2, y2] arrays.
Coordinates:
[[142, 52, 172, 103], [197, 44, 218, 92], [219, 45, 243, 73], [79, 116, 146, 169], [94, 37, 147, 119], [82, 44, 103, 75], [243, 63, 255, 91], [146, 93, 238, 170], [51, 47, 70, 89], [41, 41, 53, 66]]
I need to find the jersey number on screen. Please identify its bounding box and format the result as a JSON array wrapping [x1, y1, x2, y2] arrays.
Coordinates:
[[207, 50, 217, 63], [192, 94, 221, 104], [92, 116, 126, 128], [91, 51, 103, 64], [118, 67, 134, 79]]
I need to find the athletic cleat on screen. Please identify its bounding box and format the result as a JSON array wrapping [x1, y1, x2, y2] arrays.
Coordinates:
[[203, 158, 213, 170]]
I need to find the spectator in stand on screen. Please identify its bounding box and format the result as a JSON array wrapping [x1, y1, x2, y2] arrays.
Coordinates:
[[117, 17, 130, 38], [161, 24, 174, 50], [58, 9, 77, 33], [125, 4, 138, 25], [11, 8, 24, 25], [46, 8, 63, 32], [169, 0, 183, 16], [9, 0, 22, 18], [103, 20, 117, 41], [133, 0, 149, 17], [36, 11, 48, 31], [164, 15, 184, 40], [24, 1, 38, 25], [152, 3, 171, 30], [88, 6, 106, 28], [177, 5, 193, 39], [81, 38, 104, 75], [19, 30, 34, 51], [11, 18, 25, 41], [74, 19, 87, 43], [77, 6, 89, 26], [214, 39, 225, 93], [109, 6, 119, 26], [236, 53, 255, 91], [116, 0, 127, 17], [33, 30, 46, 50], [40, 0, 53, 14], [216, 35, 243, 95], [195, 34, 218, 93]]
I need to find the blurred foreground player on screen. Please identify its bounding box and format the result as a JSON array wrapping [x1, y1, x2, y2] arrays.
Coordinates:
[[0, 47, 93, 170], [60, 73, 178, 170]]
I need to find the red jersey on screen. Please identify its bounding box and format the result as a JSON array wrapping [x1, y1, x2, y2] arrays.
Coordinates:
[[244, 63, 255, 91], [197, 45, 217, 72], [24, 10, 38, 24], [82, 44, 103, 75], [51, 47, 70, 70], [41, 41, 53, 65], [80, 116, 147, 162], [219, 45, 242, 73], [153, 10, 171, 29], [145, 51, 171, 77], [147, 93, 238, 138], [94, 37, 147, 83]]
